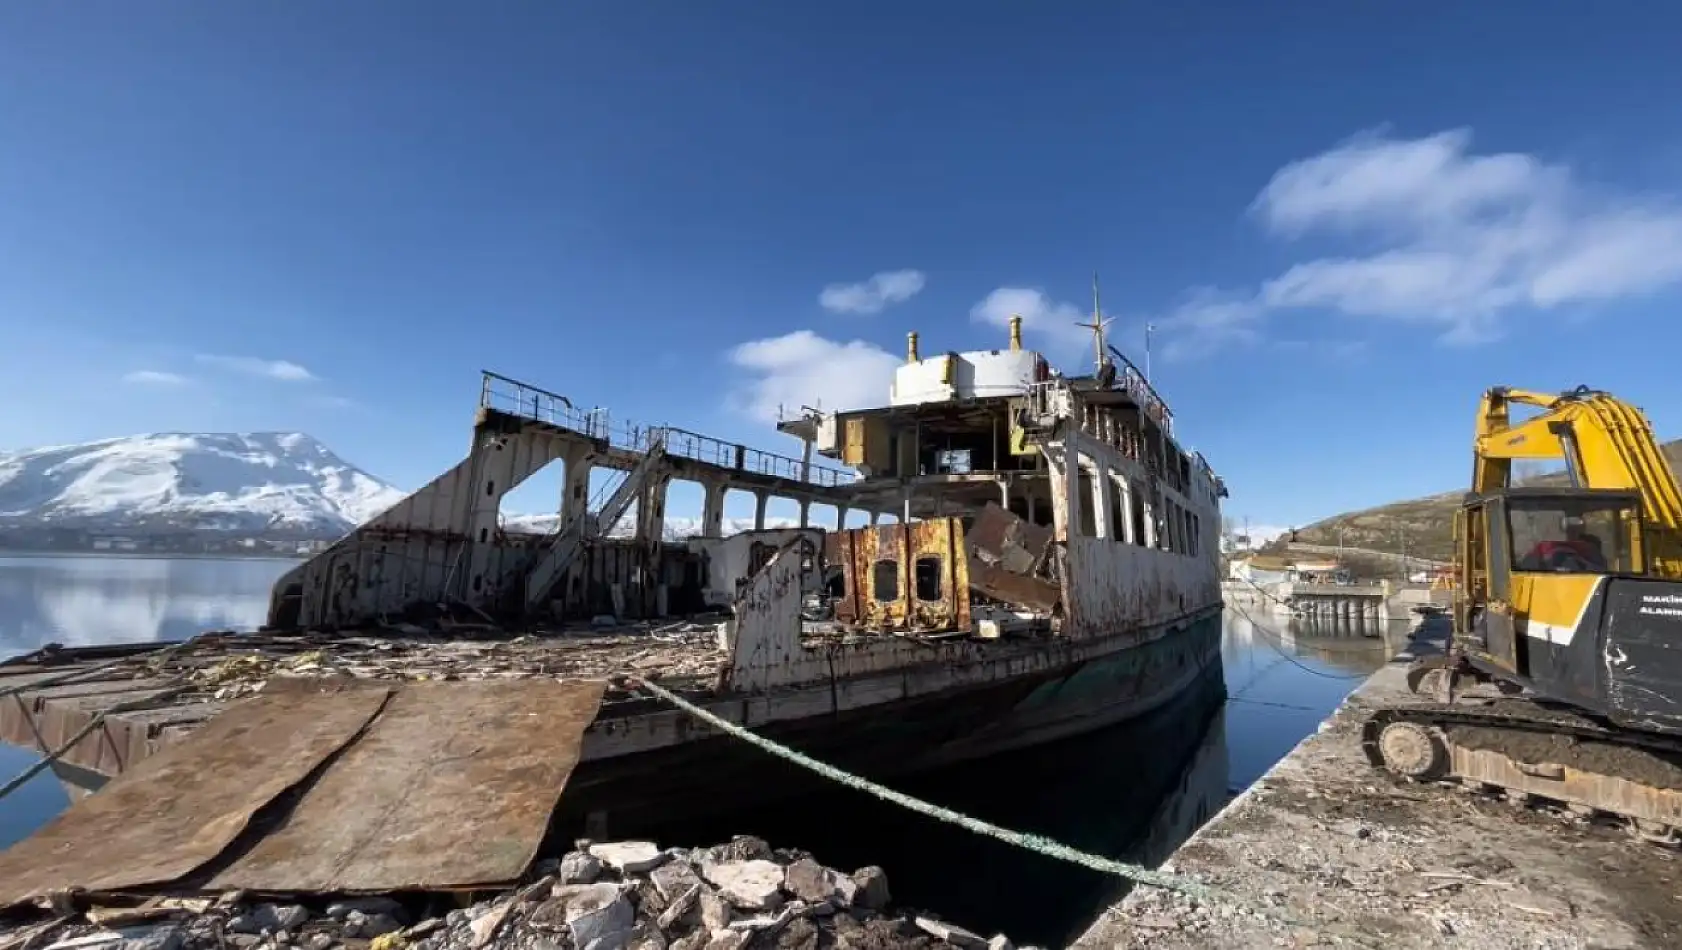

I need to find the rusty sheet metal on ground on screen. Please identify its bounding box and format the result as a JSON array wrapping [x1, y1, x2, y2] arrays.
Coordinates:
[[0, 679, 393, 908], [208, 677, 607, 893]]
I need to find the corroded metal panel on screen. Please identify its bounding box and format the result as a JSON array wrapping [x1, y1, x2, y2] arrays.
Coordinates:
[[831, 521, 970, 633], [207, 678, 606, 892], [0, 679, 392, 908]]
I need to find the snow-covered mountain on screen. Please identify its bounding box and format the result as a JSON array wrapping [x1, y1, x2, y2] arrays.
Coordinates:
[[0, 432, 407, 536]]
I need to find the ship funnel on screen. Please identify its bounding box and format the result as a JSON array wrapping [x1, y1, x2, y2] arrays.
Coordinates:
[[1008, 315, 1023, 352], [907, 331, 920, 363]]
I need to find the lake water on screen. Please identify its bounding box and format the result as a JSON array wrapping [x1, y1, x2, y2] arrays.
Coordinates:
[[0, 555, 1403, 945]]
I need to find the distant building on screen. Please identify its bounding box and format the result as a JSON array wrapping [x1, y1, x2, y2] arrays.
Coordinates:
[[1228, 554, 1291, 586], [1288, 559, 1353, 585]]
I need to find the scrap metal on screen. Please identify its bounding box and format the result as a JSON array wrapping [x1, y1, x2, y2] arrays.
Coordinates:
[[965, 502, 1062, 614], [207, 678, 606, 892], [0, 679, 393, 907]]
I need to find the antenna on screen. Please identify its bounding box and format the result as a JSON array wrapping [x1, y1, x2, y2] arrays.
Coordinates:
[[1074, 271, 1115, 374]]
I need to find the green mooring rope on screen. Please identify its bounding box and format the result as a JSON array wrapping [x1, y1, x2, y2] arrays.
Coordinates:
[[622, 674, 1386, 944]]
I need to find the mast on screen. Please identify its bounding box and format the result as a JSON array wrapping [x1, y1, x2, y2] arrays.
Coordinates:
[[1075, 271, 1114, 375]]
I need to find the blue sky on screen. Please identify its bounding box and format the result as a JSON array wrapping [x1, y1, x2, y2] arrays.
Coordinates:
[[4, 2, 1682, 537]]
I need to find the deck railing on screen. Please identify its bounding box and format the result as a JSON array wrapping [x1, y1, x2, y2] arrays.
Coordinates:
[[479, 371, 855, 488]]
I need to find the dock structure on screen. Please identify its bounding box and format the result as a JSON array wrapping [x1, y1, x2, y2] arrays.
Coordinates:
[[1071, 616, 1682, 949], [1272, 580, 1392, 623]]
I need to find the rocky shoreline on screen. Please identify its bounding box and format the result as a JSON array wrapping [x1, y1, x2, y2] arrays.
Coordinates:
[[1, 837, 1026, 950]]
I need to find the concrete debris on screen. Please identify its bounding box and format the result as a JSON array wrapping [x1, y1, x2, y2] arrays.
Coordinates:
[[559, 851, 606, 885], [0, 838, 1021, 950], [588, 842, 666, 875]]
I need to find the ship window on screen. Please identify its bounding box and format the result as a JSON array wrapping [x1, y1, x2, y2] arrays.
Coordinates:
[[914, 557, 943, 601], [936, 449, 972, 474], [1110, 475, 1129, 544], [872, 559, 900, 601], [1076, 463, 1098, 537], [1130, 481, 1148, 547]]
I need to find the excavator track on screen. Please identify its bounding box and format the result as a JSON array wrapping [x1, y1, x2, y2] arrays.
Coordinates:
[[1362, 698, 1682, 844]]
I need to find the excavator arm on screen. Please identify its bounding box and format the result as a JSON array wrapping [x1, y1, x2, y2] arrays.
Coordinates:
[[1472, 385, 1682, 576]]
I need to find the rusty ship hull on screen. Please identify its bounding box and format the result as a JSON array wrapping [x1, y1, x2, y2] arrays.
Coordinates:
[[2, 323, 1229, 837]]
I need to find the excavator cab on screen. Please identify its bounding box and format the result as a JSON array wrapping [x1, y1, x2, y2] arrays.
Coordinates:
[[1455, 486, 1682, 731]]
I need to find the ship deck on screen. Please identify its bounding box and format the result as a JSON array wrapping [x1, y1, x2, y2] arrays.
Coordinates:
[[0, 617, 1025, 794], [0, 624, 733, 788]]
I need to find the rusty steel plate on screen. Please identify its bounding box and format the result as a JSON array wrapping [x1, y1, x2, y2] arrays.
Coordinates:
[[0, 679, 394, 908], [208, 678, 607, 893]]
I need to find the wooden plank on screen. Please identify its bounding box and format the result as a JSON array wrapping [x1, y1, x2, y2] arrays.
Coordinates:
[[208, 678, 607, 892], [0, 679, 393, 907]]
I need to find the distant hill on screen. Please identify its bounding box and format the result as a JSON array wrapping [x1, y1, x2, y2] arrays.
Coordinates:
[[1279, 438, 1682, 563]]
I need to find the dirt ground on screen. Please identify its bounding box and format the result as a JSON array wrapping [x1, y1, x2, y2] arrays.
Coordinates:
[[1071, 621, 1682, 950]]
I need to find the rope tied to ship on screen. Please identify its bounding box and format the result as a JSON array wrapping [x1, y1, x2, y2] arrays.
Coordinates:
[[619, 674, 1385, 946]]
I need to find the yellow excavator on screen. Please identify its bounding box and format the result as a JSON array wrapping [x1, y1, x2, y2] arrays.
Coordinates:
[[1363, 385, 1682, 841]]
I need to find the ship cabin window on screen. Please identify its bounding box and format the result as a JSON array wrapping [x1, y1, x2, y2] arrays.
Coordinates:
[[1076, 465, 1098, 537], [872, 559, 900, 601], [1129, 481, 1148, 547], [1109, 475, 1129, 544], [914, 557, 944, 601], [935, 449, 972, 474]]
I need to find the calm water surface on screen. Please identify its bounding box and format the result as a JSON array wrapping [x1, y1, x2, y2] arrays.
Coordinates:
[[0, 556, 1403, 945]]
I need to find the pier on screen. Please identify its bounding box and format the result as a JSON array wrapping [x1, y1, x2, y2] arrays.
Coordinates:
[[1272, 580, 1391, 623], [1071, 614, 1682, 949]]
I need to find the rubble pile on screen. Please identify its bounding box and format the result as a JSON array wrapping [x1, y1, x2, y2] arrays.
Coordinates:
[[0, 837, 1022, 950]]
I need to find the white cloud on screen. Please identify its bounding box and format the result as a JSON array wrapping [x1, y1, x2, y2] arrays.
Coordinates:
[[1155, 289, 1266, 362], [120, 370, 190, 386], [968, 286, 1094, 359], [194, 354, 317, 382], [819, 269, 926, 314], [726, 330, 900, 423], [1161, 127, 1682, 357]]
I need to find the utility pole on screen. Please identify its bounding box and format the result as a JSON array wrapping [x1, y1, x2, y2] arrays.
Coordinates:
[[1145, 323, 1156, 383], [1398, 525, 1409, 582]]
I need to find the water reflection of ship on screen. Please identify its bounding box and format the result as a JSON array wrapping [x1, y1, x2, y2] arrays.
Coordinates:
[[643, 662, 1230, 949], [1223, 606, 1404, 676]]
